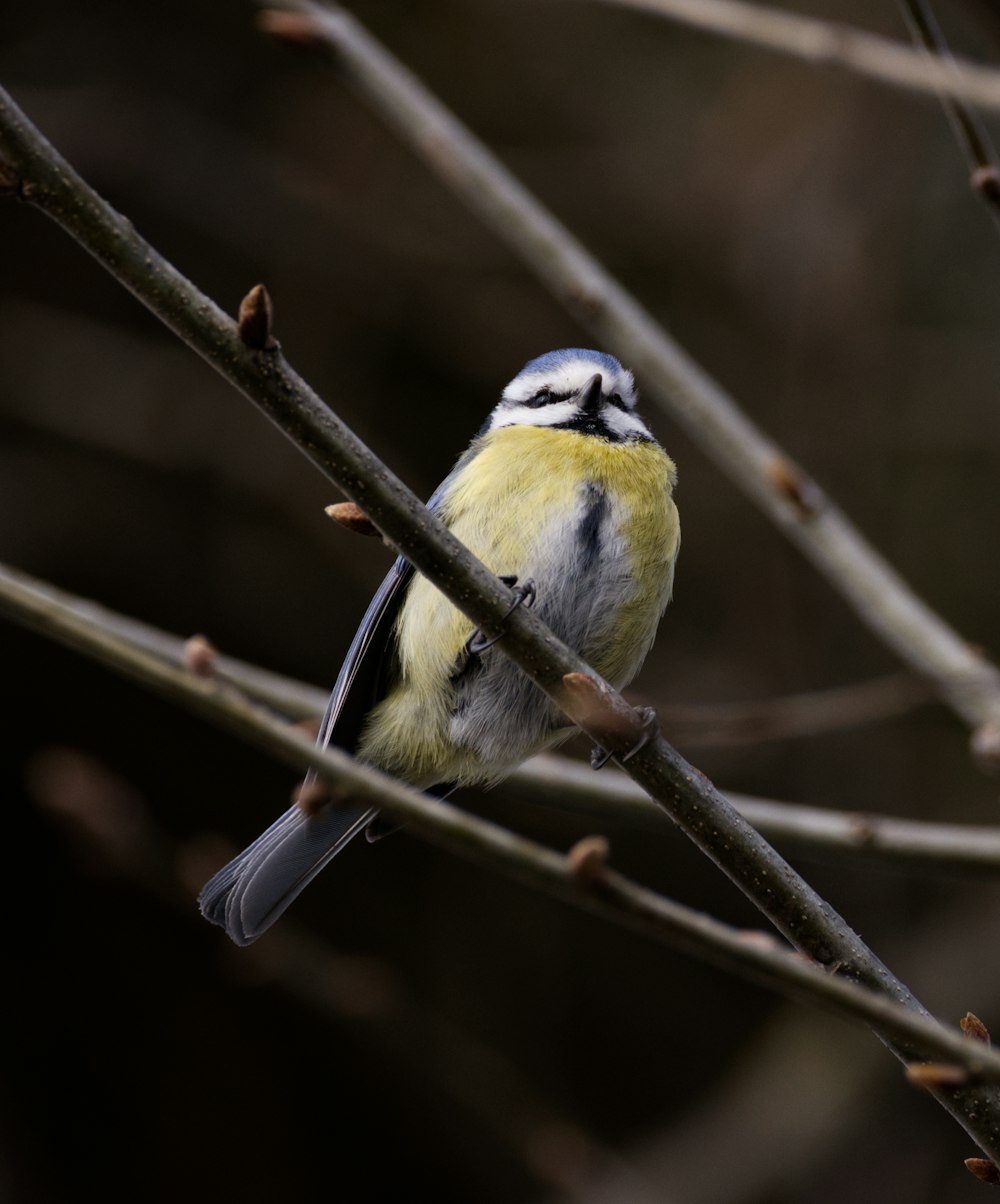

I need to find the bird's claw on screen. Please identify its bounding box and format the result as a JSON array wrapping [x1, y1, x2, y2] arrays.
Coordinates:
[[590, 706, 660, 770], [466, 576, 537, 655]]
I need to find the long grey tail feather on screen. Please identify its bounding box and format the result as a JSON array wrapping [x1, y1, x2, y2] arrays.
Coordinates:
[[198, 802, 376, 946]]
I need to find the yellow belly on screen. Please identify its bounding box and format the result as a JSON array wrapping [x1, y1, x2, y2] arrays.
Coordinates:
[[357, 424, 679, 786]]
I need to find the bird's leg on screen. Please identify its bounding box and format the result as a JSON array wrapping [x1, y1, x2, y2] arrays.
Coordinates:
[[590, 706, 659, 770], [465, 576, 537, 655]]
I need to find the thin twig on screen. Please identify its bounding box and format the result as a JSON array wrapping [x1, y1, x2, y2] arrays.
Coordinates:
[[4, 564, 1000, 1093], [512, 756, 1000, 878], [3, 567, 995, 875], [2, 88, 1000, 1157], [897, 0, 1000, 227], [260, 1, 1000, 762], [587, 0, 1000, 112]]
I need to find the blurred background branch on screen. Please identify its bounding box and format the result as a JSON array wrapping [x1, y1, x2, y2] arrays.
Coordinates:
[[589, 0, 1000, 111], [897, 0, 1000, 229]]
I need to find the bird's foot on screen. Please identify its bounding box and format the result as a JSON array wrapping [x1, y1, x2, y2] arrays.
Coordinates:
[[590, 706, 659, 770], [466, 576, 537, 654]]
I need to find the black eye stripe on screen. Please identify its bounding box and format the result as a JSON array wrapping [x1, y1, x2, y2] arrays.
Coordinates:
[[515, 386, 632, 410], [525, 388, 571, 408]]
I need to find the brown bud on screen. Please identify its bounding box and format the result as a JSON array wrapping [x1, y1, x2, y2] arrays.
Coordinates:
[[567, 835, 610, 886], [961, 1012, 991, 1045], [0, 157, 20, 194], [737, 930, 783, 952], [294, 778, 331, 817], [767, 456, 823, 520], [325, 502, 380, 538], [257, 10, 329, 52], [184, 634, 219, 678], [965, 1157, 1000, 1184], [971, 721, 1000, 774], [295, 716, 324, 741], [238, 283, 277, 350], [904, 1062, 969, 1088], [972, 166, 1000, 205], [560, 671, 637, 736]]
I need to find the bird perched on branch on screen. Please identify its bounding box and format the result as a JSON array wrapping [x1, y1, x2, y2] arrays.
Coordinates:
[[199, 348, 680, 944]]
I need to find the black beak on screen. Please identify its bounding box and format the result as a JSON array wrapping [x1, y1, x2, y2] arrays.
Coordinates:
[[579, 373, 603, 415]]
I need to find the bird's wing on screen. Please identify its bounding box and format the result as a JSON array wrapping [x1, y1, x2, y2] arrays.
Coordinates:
[[314, 553, 415, 758], [198, 556, 411, 945], [198, 466, 471, 945]]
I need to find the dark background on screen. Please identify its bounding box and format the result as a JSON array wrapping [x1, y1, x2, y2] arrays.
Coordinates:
[[3, 1, 1000, 1200]]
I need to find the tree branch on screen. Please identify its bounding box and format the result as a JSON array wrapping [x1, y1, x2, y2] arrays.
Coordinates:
[[512, 755, 1000, 878], [255, 1, 1000, 765], [5, 565, 996, 877], [590, 0, 1000, 113], [2, 83, 1000, 1157], [897, 0, 1000, 227], [4, 561, 1000, 1097]]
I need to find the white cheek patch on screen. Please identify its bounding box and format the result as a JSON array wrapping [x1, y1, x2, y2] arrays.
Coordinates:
[[489, 400, 579, 429]]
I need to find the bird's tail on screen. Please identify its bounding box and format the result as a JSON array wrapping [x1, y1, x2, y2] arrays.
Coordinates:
[[198, 801, 375, 945]]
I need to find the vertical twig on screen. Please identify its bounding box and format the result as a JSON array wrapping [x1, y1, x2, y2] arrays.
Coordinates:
[[898, 0, 1000, 226]]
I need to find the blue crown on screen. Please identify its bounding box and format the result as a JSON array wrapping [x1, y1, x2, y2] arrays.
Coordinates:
[[515, 348, 624, 379]]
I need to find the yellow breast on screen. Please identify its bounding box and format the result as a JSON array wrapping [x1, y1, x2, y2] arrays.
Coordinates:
[[358, 424, 679, 785]]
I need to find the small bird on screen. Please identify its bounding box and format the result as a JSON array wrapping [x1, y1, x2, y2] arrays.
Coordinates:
[[199, 349, 680, 944]]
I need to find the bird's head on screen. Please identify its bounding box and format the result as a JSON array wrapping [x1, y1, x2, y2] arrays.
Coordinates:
[[486, 349, 652, 443]]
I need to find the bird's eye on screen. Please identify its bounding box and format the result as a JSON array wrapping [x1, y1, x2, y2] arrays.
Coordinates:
[[527, 388, 553, 408], [609, 392, 626, 410]]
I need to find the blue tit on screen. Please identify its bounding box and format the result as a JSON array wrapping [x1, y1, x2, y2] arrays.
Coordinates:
[[199, 348, 680, 944]]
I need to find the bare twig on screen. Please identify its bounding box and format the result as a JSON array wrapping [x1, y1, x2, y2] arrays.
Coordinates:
[[3, 85, 1000, 1155], [587, 0, 1000, 113], [897, 0, 1000, 228], [511, 755, 1000, 878], [5, 566, 1000, 1094], [261, 0, 1000, 760], [2, 566, 996, 876]]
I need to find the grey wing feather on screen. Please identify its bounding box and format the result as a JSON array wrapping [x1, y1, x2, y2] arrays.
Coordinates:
[[198, 802, 376, 945], [313, 555, 413, 758], [198, 556, 414, 945], [199, 467, 471, 945]]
